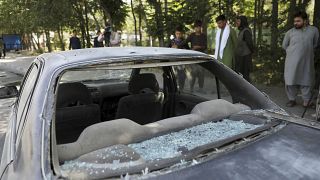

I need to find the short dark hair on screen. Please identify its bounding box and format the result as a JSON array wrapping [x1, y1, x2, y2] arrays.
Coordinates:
[[175, 25, 184, 32], [216, 15, 226, 22], [293, 11, 308, 20], [72, 30, 77, 34], [193, 20, 202, 27]]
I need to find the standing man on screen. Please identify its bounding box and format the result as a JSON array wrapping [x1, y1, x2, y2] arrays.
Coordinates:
[[169, 26, 190, 49], [235, 16, 254, 82], [93, 30, 104, 47], [214, 15, 237, 69], [0, 38, 4, 59], [169, 26, 189, 90], [184, 20, 207, 93], [69, 30, 81, 50], [282, 11, 319, 107]]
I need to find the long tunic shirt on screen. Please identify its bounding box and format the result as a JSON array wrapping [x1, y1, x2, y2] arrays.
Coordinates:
[[282, 26, 319, 86], [217, 27, 237, 69]]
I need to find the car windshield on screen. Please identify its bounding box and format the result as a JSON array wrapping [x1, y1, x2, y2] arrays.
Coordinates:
[[54, 61, 277, 179]]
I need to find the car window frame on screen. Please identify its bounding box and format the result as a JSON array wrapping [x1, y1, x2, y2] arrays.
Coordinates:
[[14, 62, 41, 148], [50, 59, 210, 177], [171, 63, 226, 98]]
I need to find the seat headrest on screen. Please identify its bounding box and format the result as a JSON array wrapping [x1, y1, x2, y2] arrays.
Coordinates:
[[56, 82, 92, 108], [128, 73, 159, 94]]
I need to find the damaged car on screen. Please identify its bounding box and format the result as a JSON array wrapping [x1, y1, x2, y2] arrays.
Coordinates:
[[0, 47, 320, 180]]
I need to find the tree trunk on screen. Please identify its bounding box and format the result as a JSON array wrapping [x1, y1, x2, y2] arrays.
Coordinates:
[[131, 0, 138, 46], [84, 0, 91, 48], [257, 0, 265, 53], [218, 0, 222, 14], [155, 0, 164, 46], [286, 0, 296, 30], [270, 0, 278, 61], [225, 0, 234, 20], [57, 25, 65, 51], [138, 0, 143, 45], [31, 34, 40, 50], [164, 0, 169, 41], [148, 0, 164, 47], [314, 0, 320, 29], [298, 0, 311, 12], [253, 0, 258, 46], [45, 30, 52, 52], [91, 9, 100, 30], [30, 34, 36, 51]]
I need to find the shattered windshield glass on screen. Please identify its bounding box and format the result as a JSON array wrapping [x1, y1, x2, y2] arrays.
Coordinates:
[[60, 119, 264, 179]]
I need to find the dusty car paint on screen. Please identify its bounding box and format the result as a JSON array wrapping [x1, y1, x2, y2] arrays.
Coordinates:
[[0, 48, 220, 179], [1, 47, 317, 179]]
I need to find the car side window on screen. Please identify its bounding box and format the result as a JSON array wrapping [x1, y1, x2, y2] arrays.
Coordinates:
[[172, 64, 232, 102], [15, 63, 39, 142], [140, 67, 164, 89]]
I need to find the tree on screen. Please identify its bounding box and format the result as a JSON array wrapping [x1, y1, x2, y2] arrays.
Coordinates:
[[270, 0, 278, 61], [314, 0, 320, 29], [131, 0, 138, 45], [99, 0, 128, 30]]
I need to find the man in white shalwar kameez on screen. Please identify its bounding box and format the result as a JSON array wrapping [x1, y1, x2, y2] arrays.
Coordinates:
[[282, 11, 319, 107]]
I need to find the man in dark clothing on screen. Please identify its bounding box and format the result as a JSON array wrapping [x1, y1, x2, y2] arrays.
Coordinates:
[[184, 20, 207, 93], [104, 23, 112, 47], [0, 38, 4, 58], [235, 16, 254, 82], [3, 43, 6, 58], [69, 30, 81, 50], [93, 30, 104, 48], [169, 26, 189, 90], [169, 26, 190, 49], [185, 21, 207, 53]]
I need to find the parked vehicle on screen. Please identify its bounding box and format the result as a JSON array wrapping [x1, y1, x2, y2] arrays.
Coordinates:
[[0, 47, 320, 180]]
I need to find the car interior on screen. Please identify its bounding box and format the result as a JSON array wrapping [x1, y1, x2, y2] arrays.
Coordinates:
[[52, 61, 279, 178]]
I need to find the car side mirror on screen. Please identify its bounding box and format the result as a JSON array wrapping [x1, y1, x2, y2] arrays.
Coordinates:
[[0, 86, 18, 99]]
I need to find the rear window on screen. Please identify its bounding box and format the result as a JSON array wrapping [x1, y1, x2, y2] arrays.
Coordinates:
[[52, 61, 272, 179]]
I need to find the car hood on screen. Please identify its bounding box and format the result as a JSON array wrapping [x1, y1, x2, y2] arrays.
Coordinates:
[[152, 123, 320, 180]]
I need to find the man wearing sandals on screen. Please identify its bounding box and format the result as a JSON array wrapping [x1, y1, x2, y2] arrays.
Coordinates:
[[282, 11, 319, 107]]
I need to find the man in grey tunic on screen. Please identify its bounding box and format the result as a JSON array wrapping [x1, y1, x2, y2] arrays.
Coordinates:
[[282, 11, 319, 107]]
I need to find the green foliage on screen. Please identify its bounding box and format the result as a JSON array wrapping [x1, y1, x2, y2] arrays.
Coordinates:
[[0, 0, 318, 85], [99, 0, 128, 30]]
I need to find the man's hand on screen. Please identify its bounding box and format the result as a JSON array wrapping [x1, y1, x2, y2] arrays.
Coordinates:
[[172, 44, 178, 48], [192, 45, 202, 50]]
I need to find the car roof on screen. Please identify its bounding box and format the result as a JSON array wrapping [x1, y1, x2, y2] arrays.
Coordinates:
[[38, 47, 211, 66]]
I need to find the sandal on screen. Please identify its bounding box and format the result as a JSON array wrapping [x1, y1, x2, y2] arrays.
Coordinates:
[[286, 100, 296, 107], [303, 102, 316, 109]]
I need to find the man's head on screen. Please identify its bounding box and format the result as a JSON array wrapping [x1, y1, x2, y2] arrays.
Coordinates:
[[175, 26, 184, 39], [216, 15, 227, 29], [96, 30, 101, 35], [293, 11, 308, 29], [193, 20, 203, 34], [72, 30, 77, 36]]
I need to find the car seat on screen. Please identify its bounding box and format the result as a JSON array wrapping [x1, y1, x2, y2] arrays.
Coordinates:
[[55, 82, 100, 144], [115, 73, 164, 124]]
